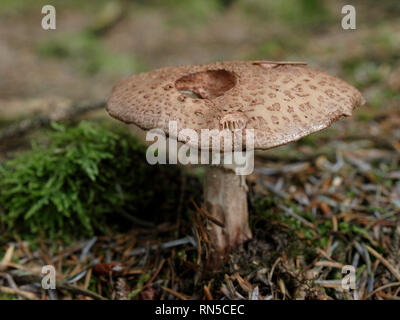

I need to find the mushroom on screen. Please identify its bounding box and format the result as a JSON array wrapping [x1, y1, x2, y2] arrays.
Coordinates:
[[106, 61, 365, 262]]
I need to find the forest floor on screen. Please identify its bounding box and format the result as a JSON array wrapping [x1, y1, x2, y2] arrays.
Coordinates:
[[0, 0, 400, 300]]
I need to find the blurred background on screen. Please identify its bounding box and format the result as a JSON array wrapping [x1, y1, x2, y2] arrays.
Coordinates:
[[0, 0, 399, 109], [0, 0, 399, 300]]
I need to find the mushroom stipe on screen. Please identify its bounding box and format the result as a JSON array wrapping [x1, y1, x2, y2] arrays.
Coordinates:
[[106, 60, 365, 264]]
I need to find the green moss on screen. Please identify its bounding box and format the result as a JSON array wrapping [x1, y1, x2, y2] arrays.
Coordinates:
[[0, 121, 182, 240]]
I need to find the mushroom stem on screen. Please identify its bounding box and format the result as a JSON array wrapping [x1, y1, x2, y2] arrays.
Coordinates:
[[203, 165, 252, 261]]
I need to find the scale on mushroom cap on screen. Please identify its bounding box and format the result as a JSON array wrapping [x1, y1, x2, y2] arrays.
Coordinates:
[[106, 60, 365, 263]]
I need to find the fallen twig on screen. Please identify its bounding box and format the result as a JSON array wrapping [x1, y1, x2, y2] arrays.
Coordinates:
[[128, 236, 196, 256], [366, 245, 400, 282], [0, 100, 105, 143]]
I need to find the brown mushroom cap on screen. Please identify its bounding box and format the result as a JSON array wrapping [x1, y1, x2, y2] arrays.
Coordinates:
[[106, 61, 365, 151]]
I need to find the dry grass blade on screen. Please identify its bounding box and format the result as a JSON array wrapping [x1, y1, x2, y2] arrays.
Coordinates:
[[161, 287, 189, 300], [191, 199, 224, 228], [60, 282, 108, 300], [278, 278, 290, 299], [83, 268, 92, 290], [315, 261, 344, 268], [366, 245, 400, 282], [143, 259, 165, 290], [0, 285, 38, 300], [203, 283, 213, 300], [278, 205, 316, 230], [269, 257, 281, 281], [0, 245, 15, 270], [233, 273, 253, 293], [364, 282, 400, 299], [8, 269, 107, 300], [314, 280, 343, 289]]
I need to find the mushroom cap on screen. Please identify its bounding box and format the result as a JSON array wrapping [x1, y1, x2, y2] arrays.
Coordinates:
[[106, 61, 365, 151]]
